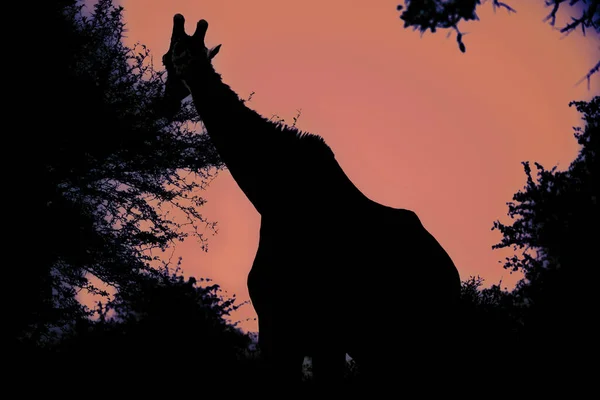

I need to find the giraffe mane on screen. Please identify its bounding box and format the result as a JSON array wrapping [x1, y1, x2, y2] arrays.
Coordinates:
[[206, 73, 335, 159], [269, 120, 332, 157]]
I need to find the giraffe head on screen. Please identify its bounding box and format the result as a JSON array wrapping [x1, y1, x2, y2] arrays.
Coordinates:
[[161, 14, 221, 117]]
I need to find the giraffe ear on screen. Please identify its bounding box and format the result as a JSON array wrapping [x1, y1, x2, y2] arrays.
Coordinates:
[[209, 44, 222, 60]]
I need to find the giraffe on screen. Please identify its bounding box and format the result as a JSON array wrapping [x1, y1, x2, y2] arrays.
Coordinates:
[[161, 14, 462, 390]]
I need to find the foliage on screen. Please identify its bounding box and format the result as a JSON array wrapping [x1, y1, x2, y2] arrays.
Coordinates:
[[456, 277, 519, 371], [396, 0, 599, 83], [491, 96, 598, 380], [492, 96, 597, 302], [29, 266, 254, 391], [448, 97, 597, 389], [16, 0, 223, 348]]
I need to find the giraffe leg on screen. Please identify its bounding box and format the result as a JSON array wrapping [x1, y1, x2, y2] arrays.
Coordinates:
[[311, 349, 346, 389], [256, 318, 304, 391]]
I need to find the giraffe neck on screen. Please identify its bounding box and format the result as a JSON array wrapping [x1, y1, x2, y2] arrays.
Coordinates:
[[184, 64, 275, 214], [185, 63, 371, 218]]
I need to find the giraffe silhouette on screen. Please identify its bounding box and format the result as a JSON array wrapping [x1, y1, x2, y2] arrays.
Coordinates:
[[162, 14, 462, 391]]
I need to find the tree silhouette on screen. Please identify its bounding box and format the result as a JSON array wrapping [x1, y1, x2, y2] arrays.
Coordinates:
[[492, 96, 598, 389], [38, 266, 253, 393], [11, 2, 259, 393], [396, 0, 599, 85], [445, 97, 597, 392], [15, 0, 223, 350]]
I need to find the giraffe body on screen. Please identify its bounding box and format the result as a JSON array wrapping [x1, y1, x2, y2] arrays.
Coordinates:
[[162, 14, 461, 390]]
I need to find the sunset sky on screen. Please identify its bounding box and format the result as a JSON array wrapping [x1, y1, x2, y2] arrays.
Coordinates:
[[115, 0, 598, 332]]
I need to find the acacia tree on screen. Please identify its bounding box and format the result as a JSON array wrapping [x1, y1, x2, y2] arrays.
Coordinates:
[[42, 265, 254, 390], [491, 96, 598, 380], [451, 97, 597, 390], [16, 0, 226, 348], [396, 0, 599, 85]]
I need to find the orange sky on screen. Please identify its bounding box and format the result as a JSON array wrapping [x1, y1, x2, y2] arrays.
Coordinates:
[[117, 0, 598, 332]]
